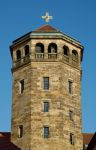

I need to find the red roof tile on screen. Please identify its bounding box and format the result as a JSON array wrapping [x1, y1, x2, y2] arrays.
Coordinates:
[[35, 24, 59, 32], [0, 132, 21, 150], [83, 133, 94, 145], [0, 132, 94, 149], [87, 132, 96, 150]]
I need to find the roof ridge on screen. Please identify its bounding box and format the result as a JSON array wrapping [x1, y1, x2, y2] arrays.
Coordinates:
[[35, 24, 49, 30], [34, 24, 58, 32]]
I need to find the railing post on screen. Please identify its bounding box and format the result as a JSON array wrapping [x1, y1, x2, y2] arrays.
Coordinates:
[[35, 53, 44, 59]]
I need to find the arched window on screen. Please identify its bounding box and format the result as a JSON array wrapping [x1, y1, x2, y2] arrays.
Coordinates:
[[72, 50, 78, 61], [35, 43, 44, 53], [35, 43, 44, 59], [25, 45, 29, 56], [16, 50, 21, 60], [48, 43, 57, 59], [63, 46, 69, 56], [24, 45, 30, 63], [48, 43, 57, 53]]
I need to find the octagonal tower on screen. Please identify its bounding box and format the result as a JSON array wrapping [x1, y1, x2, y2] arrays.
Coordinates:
[[10, 24, 84, 150]]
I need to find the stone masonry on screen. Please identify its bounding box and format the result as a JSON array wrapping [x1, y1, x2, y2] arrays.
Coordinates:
[[10, 25, 84, 150]]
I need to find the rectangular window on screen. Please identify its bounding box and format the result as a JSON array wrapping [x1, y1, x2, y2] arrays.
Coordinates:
[[68, 80, 73, 94], [18, 125, 23, 138], [69, 110, 73, 121], [20, 80, 24, 94], [43, 77, 49, 90], [44, 127, 49, 138], [44, 102, 49, 112], [70, 133, 75, 145]]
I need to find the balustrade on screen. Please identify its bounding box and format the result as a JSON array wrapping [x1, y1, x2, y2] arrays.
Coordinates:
[[35, 53, 44, 59], [48, 53, 57, 59], [12, 53, 79, 70], [23, 54, 30, 63], [63, 55, 69, 62]]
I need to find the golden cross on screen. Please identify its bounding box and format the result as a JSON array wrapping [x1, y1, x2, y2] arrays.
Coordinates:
[[42, 12, 53, 23]]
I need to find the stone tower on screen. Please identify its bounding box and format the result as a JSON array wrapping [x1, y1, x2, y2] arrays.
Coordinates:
[[10, 24, 84, 150]]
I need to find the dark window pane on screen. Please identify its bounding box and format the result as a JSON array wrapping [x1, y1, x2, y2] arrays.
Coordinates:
[[69, 110, 73, 121], [44, 102, 49, 112], [16, 50, 21, 60], [72, 50, 78, 61], [36, 43, 44, 53], [68, 81, 73, 94], [25, 45, 29, 56], [63, 46, 69, 56], [48, 43, 57, 53], [43, 77, 49, 90], [18, 125, 23, 138], [70, 133, 74, 145], [44, 127, 49, 138], [20, 80, 24, 94]]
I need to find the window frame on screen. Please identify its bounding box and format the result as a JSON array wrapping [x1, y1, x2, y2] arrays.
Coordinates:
[[20, 79, 24, 94], [44, 126, 49, 138], [63, 45, 69, 56], [44, 101, 49, 112], [68, 80, 73, 94], [69, 110, 74, 121], [70, 133, 75, 145], [35, 43, 44, 53], [72, 50, 78, 62], [16, 50, 21, 61], [18, 125, 23, 138], [43, 77, 49, 90], [25, 45, 29, 56], [48, 43, 57, 53]]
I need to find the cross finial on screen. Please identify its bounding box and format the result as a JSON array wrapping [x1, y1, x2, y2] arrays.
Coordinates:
[[42, 12, 53, 23]]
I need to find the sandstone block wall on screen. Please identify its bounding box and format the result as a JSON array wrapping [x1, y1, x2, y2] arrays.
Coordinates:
[[11, 35, 83, 150]]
